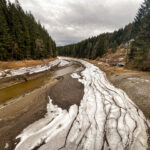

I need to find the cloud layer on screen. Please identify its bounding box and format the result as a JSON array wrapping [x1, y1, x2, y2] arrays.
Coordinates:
[[10, 0, 143, 46]]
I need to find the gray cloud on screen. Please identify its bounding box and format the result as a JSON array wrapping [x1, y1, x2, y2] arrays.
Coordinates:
[[10, 0, 144, 46]]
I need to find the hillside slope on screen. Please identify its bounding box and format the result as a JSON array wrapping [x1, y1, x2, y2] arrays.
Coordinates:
[[58, 0, 150, 71]]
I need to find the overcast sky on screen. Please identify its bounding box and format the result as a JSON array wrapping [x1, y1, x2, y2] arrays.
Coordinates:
[[10, 0, 144, 46]]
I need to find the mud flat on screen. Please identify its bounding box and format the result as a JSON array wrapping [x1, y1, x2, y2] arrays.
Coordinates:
[[1, 58, 149, 150], [50, 74, 84, 110]]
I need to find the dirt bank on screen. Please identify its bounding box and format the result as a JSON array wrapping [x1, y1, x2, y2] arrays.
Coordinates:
[[0, 79, 58, 150], [0, 61, 58, 89]]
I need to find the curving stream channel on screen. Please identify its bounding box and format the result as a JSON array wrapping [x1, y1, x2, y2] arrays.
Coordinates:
[[0, 57, 149, 150], [0, 63, 83, 103], [14, 57, 150, 150]]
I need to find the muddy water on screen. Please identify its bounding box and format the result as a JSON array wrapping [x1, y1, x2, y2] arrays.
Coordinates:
[[0, 64, 83, 103]]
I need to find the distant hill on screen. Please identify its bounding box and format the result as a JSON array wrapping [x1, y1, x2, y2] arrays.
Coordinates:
[[0, 0, 57, 60], [58, 0, 150, 71]]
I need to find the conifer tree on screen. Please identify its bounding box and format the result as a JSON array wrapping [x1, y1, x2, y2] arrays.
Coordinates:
[[0, 0, 57, 60]]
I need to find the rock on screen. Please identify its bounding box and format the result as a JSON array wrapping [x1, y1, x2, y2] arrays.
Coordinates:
[[118, 58, 124, 62]]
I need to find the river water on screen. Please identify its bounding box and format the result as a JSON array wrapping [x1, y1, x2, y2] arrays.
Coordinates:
[[0, 64, 83, 103]]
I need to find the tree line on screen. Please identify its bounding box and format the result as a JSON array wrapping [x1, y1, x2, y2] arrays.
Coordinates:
[[128, 0, 150, 71], [0, 0, 57, 60], [58, 0, 150, 71], [58, 23, 133, 59]]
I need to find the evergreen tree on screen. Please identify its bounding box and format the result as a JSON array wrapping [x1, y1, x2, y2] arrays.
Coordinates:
[[0, 0, 57, 60], [129, 0, 150, 70]]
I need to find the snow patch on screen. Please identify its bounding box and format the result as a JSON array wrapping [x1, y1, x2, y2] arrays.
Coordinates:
[[0, 59, 61, 78], [118, 58, 124, 62], [58, 60, 70, 67], [15, 57, 150, 150], [98, 62, 103, 65], [128, 77, 150, 83], [15, 97, 78, 150], [5, 143, 9, 149], [71, 73, 81, 79]]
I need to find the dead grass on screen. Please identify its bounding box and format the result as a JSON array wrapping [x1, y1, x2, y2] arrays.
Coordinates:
[[83, 47, 150, 77], [102, 48, 126, 60], [83, 58, 150, 77], [0, 58, 56, 70]]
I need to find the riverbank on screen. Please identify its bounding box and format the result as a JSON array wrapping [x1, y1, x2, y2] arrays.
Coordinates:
[[0, 59, 84, 150], [0, 58, 57, 90], [0, 60, 60, 104], [0, 58, 56, 70], [84, 58, 150, 120]]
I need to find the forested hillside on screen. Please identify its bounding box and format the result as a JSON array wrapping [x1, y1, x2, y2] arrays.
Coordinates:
[[58, 0, 150, 71], [128, 0, 150, 71], [58, 23, 133, 59], [0, 0, 57, 60]]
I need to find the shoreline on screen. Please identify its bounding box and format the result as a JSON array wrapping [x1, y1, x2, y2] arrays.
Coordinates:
[[0, 64, 58, 89]]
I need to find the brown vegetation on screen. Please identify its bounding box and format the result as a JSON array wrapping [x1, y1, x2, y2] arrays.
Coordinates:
[[0, 58, 56, 70]]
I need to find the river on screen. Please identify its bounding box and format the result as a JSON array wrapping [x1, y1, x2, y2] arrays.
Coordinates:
[[0, 63, 83, 103]]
